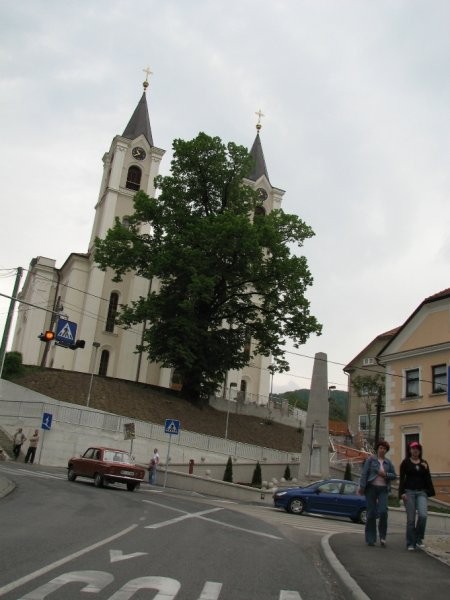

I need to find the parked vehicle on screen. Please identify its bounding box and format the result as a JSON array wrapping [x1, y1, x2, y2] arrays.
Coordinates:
[[67, 446, 145, 491], [273, 478, 367, 524]]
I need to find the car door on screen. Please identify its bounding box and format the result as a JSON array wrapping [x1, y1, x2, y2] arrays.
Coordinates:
[[78, 447, 98, 477], [309, 481, 341, 514], [337, 481, 360, 517]]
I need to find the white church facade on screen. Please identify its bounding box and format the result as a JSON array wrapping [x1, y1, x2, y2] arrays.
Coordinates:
[[12, 80, 285, 405]]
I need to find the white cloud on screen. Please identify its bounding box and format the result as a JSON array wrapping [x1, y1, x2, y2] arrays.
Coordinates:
[[1, 0, 449, 393]]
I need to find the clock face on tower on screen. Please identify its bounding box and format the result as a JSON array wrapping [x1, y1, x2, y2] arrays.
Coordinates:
[[257, 187, 268, 201], [132, 146, 146, 160]]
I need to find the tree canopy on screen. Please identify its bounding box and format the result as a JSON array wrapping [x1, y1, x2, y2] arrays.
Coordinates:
[[94, 132, 321, 404]]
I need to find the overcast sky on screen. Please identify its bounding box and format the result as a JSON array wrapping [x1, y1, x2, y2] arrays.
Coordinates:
[[1, 0, 449, 394]]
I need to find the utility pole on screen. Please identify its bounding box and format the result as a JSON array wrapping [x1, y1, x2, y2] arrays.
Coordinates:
[[0, 267, 23, 378]]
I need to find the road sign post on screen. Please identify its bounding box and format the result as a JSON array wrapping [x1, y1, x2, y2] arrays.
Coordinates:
[[163, 419, 180, 489], [38, 412, 53, 465]]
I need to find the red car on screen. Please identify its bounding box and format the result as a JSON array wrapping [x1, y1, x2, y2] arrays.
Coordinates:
[[67, 446, 145, 492]]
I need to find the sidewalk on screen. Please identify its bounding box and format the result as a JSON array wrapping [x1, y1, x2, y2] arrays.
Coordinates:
[[324, 531, 450, 600]]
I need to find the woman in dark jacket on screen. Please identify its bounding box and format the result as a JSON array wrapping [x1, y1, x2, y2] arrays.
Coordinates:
[[359, 440, 397, 547], [399, 441, 435, 551]]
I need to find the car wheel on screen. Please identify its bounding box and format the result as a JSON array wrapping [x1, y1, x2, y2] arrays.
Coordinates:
[[67, 467, 77, 482], [288, 498, 305, 515], [94, 473, 103, 488], [358, 509, 367, 524], [126, 483, 136, 492]]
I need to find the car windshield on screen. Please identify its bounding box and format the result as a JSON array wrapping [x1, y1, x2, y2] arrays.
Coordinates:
[[103, 450, 133, 464]]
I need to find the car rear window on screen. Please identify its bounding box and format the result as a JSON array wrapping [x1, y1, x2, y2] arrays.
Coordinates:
[[103, 450, 132, 464]]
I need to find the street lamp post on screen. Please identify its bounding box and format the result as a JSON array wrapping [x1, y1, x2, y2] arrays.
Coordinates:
[[225, 382, 237, 440], [86, 342, 101, 407]]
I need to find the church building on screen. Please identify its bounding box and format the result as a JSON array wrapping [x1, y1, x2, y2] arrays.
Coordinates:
[[12, 77, 285, 405]]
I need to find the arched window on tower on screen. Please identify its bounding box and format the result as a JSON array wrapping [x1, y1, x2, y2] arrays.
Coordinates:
[[254, 205, 266, 218], [126, 165, 142, 191], [105, 292, 119, 332], [98, 350, 109, 377]]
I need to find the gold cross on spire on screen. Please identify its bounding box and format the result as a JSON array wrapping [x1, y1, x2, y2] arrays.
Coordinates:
[[143, 66, 153, 91], [255, 108, 265, 131]]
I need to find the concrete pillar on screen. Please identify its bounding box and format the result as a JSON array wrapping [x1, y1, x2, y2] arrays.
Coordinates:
[[298, 352, 330, 481]]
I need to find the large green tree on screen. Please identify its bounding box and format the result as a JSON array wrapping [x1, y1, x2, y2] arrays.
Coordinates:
[[94, 133, 321, 404]]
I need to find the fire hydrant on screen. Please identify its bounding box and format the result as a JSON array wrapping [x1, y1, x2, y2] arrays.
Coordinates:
[[188, 459, 194, 474]]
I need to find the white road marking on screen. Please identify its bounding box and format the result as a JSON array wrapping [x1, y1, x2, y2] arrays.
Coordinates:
[[17, 570, 114, 599], [198, 581, 222, 599], [142, 500, 282, 540], [0, 525, 138, 597], [110, 550, 147, 563], [279, 592, 302, 599], [0, 467, 64, 480], [145, 507, 223, 529], [107, 576, 180, 599], [199, 515, 282, 540]]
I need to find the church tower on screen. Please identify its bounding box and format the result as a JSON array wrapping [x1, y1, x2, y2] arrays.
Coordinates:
[[13, 74, 170, 387], [224, 110, 285, 404]]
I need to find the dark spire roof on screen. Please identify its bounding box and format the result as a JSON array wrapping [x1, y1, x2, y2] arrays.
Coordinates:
[[122, 91, 153, 146], [248, 131, 269, 183]]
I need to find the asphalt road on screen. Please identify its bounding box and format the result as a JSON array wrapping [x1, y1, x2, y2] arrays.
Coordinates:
[[0, 464, 356, 600]]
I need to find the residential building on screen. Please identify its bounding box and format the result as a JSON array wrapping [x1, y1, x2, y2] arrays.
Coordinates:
[[377, 288, 450, 485], [343, 328, 399, 447]]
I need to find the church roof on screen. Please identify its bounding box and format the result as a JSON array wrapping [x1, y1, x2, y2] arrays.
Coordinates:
[[122, 91, 153, 146], [248, 132, 270, 183]]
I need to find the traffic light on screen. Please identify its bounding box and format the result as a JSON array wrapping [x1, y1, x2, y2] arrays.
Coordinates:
[[38, 331, 55, 342], [69, 339, 86, 350]]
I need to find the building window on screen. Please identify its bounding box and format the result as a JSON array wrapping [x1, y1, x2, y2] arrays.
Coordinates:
[[359, 414, 375, 431], [254, 205, 266, 217], [432, 364, 447, 393], [405, 368, 420, 397], [126, 166, 141, 191], [98, 350, 109, 376], [105, 292, 119, 332]]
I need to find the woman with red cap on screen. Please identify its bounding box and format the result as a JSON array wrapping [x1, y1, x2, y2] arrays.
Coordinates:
[[399, 441, 435, 551]]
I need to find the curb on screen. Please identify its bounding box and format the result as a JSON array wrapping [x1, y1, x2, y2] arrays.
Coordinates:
[[0, 475, 16, 498], [321, 533, 370, 600]]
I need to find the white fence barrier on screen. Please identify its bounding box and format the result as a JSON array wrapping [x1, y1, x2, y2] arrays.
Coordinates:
[[0, 380, 298, 468]]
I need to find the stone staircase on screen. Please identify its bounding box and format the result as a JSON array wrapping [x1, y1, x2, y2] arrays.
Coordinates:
[[0, 426, 18, 460]]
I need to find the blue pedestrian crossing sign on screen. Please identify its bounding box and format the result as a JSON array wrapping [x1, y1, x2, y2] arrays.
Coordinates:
[[164, 419, 180, 435], [42, 412, 53, 430], [55, 318, 77, 346]]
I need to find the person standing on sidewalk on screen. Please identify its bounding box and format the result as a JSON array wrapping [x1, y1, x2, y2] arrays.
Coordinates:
[[359, 440, 397, 547], [24, 429, 39, 464], [399, 441, 435, 551], [12, 428, 26, 460], [149, 448, 160, 484]]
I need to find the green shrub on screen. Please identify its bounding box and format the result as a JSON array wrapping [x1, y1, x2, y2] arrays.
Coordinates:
[[344, 462, 352, 481], [283, 464, 292, 481], [2, 351, 25, 380], [251, 461, 262, 487], [223, 456, 233, 482]]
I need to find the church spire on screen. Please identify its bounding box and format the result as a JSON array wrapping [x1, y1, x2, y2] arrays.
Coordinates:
[[248, 108, 269, 183], [122, 68, 154, 146]]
